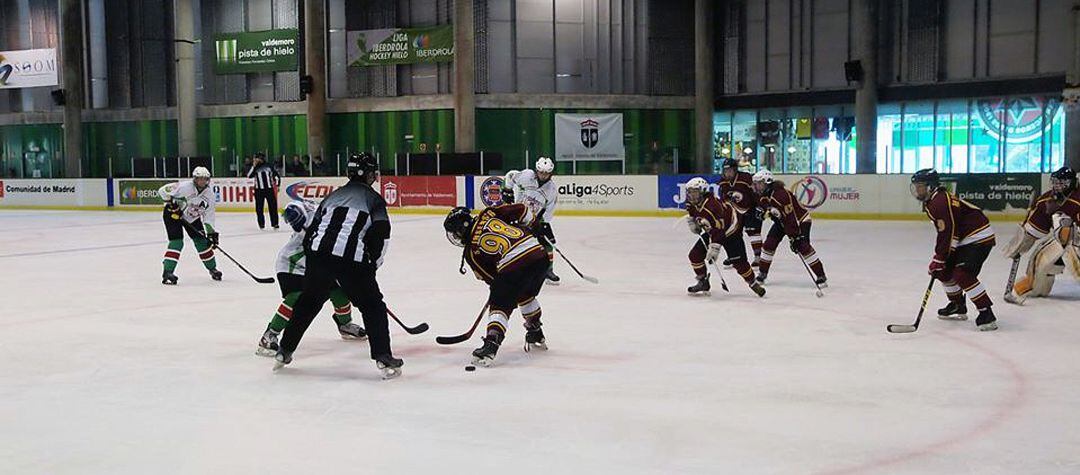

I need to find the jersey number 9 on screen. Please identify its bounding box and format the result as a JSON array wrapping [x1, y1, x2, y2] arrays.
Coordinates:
[[478, 218, 525, 255]]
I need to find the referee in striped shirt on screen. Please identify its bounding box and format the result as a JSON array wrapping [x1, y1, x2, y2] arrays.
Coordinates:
[[276, 152, 402, 379], [247, 153, 281, 229]]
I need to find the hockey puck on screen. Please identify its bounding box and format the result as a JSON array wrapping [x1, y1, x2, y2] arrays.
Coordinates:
[[464, 365, 476, 372]]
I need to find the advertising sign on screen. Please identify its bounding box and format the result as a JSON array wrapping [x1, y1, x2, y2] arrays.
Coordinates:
[[348, 26, 454, 67], [0, 179, 107, 207], [554, 113, 625, 162], [478, 175, 655, 212], [116, 178, 259, 209], [0, 49, 58, 89], [941, 173, 1041, 212], [214, 29, 299, 74], [380, 176, 457, 207]]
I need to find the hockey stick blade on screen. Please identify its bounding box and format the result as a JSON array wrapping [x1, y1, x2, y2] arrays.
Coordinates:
[[436, 304, 488, 345], [387, 309, 429, 335], [886, 324, 918, 334], [553, 246, 599, 284]]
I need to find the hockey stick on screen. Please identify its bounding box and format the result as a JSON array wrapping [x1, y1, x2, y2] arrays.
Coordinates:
[[1003, 257, 1023, 305], [435, 304, 489, 345], [386, 308, 429, 335], [886, 277, 935, 334], [697, 234, 729, 292], [178, 219, 275, 284], [796, 252, 825, 298], [553, 246, 599, 284]]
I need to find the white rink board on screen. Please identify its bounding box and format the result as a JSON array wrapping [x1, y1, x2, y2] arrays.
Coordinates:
[[0, 179, 108, 207], [1, 210, 1078, 474]]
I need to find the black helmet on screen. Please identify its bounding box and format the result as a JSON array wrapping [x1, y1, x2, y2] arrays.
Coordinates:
[[1050, 166, 1077, 196], [911, 168, 940, 188], [347, 152, 379, 181], [910, 168, 941, 202], [721, 157, 739, 171], [443, 206, 474, 247]]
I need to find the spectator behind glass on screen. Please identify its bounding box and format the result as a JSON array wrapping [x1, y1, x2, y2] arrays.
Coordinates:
[[289, 154, 309, 176], [311, 155, 327, 176]]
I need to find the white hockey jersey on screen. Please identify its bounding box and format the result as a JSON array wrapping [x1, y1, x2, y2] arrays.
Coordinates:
[[504, 169, 557, 221], [159, 180, 217, 231], [275, 201, 318, 275]]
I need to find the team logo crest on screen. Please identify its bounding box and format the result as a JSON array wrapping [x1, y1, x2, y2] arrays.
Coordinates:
[[790, 176, 829, 210], [383, 181, 398, 205], [580, 119, 599, 149], [975, 96, 1060, 143], [479, 176, 505, 207]]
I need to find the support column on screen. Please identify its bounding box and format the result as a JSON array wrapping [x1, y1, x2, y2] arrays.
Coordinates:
[[305, 0, 328, 160], [60, 0, 85, 178], [454, 0, 476, 153], [853, 0, 879, 174], [1067, 0, 1080, 171], [175, 0, 197, 158], [694, 0, 714, 174]]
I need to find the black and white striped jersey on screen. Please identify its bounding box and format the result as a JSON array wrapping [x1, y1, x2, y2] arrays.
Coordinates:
[[247, 163, 281, 190], [304, 180, 391, 267]]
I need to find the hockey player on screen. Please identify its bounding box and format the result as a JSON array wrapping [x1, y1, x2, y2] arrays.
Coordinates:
[[751, 169, 827, 286], [910, 168, 998, 331], [719, 158, 764, 266], [1002, 166, 1080, 303], [684, 177, 766, 297], [503, 157, 560, 283], [443, 202, 553, 366], [159, 166, 221, 285], [255, 200, 366, 357], [274, 153, 402, 379]]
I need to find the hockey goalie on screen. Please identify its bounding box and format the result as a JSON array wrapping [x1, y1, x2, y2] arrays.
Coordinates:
[[1004, 213, 1080, 303]]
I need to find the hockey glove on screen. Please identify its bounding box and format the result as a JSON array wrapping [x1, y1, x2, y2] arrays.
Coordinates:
[[164, 201, 181, 218], [207, 231, 220, 246], [500, 187, 515, 204], [928, 258, 946, 277], [537, 222, 556, 244], [706, 242, 723, 264], [789, 234, 808, 253], [752, 207, 767, 223]]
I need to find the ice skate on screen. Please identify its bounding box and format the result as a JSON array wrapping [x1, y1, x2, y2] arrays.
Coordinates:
[[524, 324, 547, 352], [208, 268, 222, 281], [937, 301, 968, 321], [273, 350, 292, 371], [687, 274, 711, 296], [754, 270, 768, 284], [338, 322, 367, 340], [256, 329, 280, 357], [161, 271, 178, 285], [815, 275, 828, 289], [545, 267, 561, 285], [975, 308, 999, 331], [472, 336, 501, 366], [750, 281, 766, 297], [374, 354, 404, 379]]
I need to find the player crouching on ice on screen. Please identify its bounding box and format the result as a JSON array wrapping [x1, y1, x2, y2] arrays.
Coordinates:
[[683, 177, 766, 297], [910, 169, 998, 331], [1002, 166, 1080, 304], [443, 203, 554, 366], [159, 166, 222, 285], [751, 170, 827, 286], [255, 200, 367, 356], [503, 156, 560, 284]]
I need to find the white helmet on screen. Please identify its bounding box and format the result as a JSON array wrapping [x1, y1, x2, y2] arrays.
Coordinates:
[[192, 166, 211, 179], [685, 177, 710, 193], [535, 157, 555, 174], [752, 169, 774, 184]]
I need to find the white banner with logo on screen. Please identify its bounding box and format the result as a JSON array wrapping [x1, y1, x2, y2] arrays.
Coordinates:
[[0, 179, 108, 207], [472, 175, 656, 213], [554, 113, 625, 162], [0, 49, 59, 89]]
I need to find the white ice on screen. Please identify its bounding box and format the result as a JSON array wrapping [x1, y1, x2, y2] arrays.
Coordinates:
[[1, 209, 1079, 475]]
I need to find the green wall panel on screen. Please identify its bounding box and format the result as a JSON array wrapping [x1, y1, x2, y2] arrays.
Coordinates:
[[475, 108, 694, 174], [0, 124, 64, 178], [83, 120, 178, 177], [197, 115, 308, 177], [326, 109, 455, 172]]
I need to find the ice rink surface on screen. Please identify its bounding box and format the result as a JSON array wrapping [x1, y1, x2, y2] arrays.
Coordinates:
[[1, 209, 1078, 475]]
